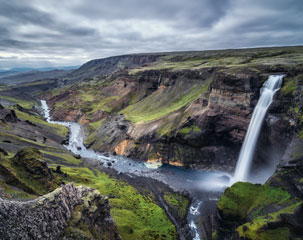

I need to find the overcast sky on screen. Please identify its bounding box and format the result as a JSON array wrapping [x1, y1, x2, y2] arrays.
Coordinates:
[[0, 0, 302, 69]]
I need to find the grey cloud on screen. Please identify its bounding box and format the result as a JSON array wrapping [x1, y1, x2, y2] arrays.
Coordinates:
[[0, 1, 54, 27], [71, 0, 231, 28], [0, 0, 301, 68]]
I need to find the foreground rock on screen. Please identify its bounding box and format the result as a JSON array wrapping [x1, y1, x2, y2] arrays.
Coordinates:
[[0, 183, 121, 240]]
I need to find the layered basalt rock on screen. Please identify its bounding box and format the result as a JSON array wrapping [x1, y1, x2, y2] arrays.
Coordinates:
[[0, 183, 121, 240], [46, 61, 301, 172]]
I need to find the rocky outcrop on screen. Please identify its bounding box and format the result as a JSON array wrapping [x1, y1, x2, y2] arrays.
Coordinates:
[[209, 151, 303, 240], [0, 147, 62, 196], [0, 107, 18, 123], [0, 183, 121, 240], [0, 104, 68, 158]]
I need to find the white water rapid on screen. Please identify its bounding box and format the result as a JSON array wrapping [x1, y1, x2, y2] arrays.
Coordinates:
[[233, 75, 284, 182]]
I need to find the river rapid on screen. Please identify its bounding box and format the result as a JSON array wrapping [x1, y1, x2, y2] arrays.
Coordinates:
[[41, 100, 231, 240]]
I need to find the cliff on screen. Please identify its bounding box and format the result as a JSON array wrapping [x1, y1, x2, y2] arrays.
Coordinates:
[[205, 67, 303, 239], [0, 183, 121, 240], [210, 153, 303, 240], [45, 46, 303, 172]]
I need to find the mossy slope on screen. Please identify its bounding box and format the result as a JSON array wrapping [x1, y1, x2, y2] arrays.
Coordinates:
[[60, 166, 178, 240]]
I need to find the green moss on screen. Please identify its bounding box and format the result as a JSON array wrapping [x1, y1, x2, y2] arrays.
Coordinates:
[[40, 150, 82, 166], [0, 148, 61, 197], [236, 202, 302, 239], [122, 77, 211, 123], [0, 178, 35, 200], [60, 166, 177, 240], [237, 223, 291, 240], [178, 127, 191, 134], [218, 182, 291, 219], [212, 230, 218, 240], [0, 96, 36, 108], [11, 148, 61, 195], [269, 201, 302, 220], [14, 109, 68, 139], [178, 125, 201, 135], [281, 78, 297, 95], [163, 192, 189, 219], [156, 115, 182, 137]]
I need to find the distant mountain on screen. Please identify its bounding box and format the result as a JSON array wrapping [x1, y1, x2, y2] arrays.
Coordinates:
[[0, 66, 80, 79], [0, 69, 72, 85]]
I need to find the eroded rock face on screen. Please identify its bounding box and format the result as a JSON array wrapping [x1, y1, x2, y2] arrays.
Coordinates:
[[46, 64, 300, 172], [0, 183, 121, 240], [0, 107, 18, 123]]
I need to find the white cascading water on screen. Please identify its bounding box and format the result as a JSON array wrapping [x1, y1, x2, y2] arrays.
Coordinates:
[[233, 75, 284, 182]]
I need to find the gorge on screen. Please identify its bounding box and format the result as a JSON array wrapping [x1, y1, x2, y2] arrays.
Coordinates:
[[0, 46, 302, 240]]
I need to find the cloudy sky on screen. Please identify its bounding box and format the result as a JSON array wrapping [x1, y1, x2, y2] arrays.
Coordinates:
[[0, 0, 302, 68]]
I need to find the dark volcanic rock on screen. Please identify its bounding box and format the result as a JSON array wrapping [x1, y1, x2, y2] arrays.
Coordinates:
[[0, 183, 121, 240], [0, 107, 18, 123]]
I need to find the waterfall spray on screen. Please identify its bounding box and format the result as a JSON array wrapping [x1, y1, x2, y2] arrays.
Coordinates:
[[233, 75, 284, 182]]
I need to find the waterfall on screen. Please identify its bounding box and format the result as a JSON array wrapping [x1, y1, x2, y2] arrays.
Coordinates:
[[158, 74, 162, 88], [233, 75, 284, 182]]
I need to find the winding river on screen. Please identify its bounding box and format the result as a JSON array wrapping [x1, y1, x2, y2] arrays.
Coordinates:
[[41, 100, 230, 240]]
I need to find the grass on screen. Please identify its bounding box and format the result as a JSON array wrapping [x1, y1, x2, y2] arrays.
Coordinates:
[[14, 108, 68, 139], [0, 95, 36, 108], [40, 150, 82, 166], [0, 148, 62, 197], [84, 119, 106, 146], [218, 182, 302, 239], [237, 224, 291, 240], [122, 77, 212, 123], [178, 125, 201, 135], [236, 202, 302, 239], [163, 192, 190, 219], [129, 46, 303, 74], [60, 166, 177, 240], [281, 75, 299, 95], [218, 182, 291, 219]]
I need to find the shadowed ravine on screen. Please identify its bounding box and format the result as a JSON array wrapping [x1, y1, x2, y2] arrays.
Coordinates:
[[41, 100, 230, 239]]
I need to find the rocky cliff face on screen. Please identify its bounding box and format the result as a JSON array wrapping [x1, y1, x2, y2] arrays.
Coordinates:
[[44, 47, 303, 173], [205, 65, 303, 239], [0, 183, 121, 240], [46, 66, 297, 173]]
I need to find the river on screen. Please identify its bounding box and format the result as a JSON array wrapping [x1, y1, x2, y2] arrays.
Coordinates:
[[40, 100, 230, 239]]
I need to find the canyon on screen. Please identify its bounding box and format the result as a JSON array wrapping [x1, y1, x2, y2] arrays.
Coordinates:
[[0, 46, 302, 239]]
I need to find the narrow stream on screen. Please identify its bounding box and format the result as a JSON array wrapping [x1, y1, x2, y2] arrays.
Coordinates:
[[41, 100, 230, 239]]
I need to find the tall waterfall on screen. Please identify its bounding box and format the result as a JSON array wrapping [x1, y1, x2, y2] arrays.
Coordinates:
[[233, 75, 284, 182]]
